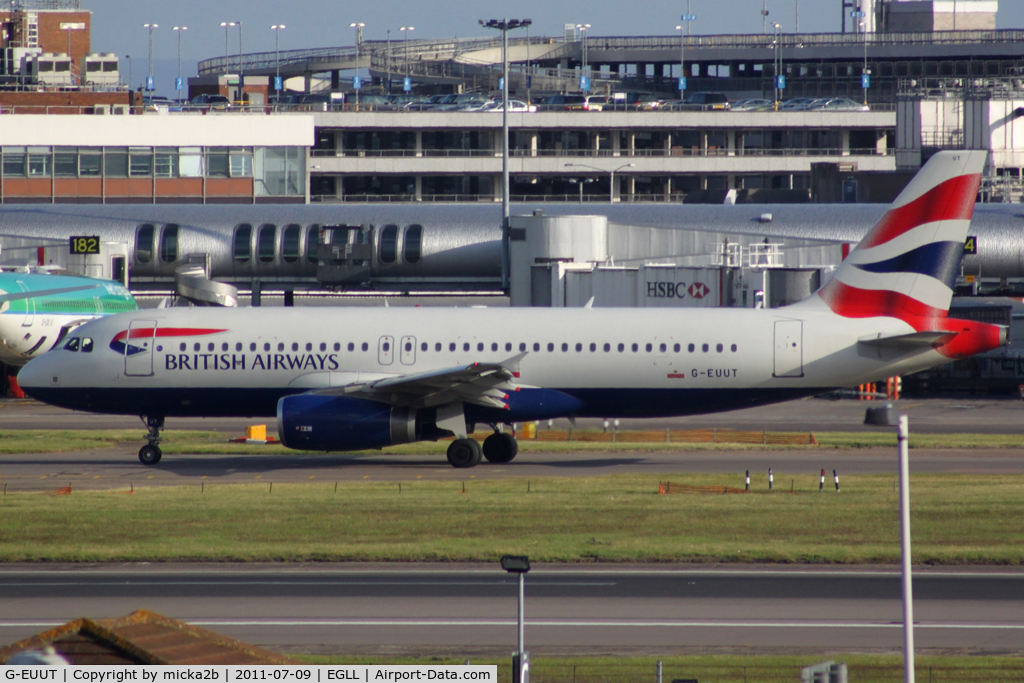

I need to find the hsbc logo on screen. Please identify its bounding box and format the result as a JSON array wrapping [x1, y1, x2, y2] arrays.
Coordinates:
[[646, 281, 710, 299]]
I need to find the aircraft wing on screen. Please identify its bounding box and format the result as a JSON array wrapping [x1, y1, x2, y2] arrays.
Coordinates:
[[0, 284, 100, 305], [858, 330, 958, 349], [314, 352, 527, 409]]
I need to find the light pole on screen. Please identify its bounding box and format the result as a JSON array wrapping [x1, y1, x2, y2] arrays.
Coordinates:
[[677, 12, 695, 98], [565, 162, 635, 203], [143, 23, 158, 92], [864, 406, 916, 683], [851, 10, 868, 105], [567, 178, 595, 204], [220, 22, 236, 59], [125, 54, 132, 91], [575, 23, 590, 74], [762, 0, 769, 34], [271, 25, 285, 97], [773, 22, 782, 110], [500, 556, 530, 683], [350, 22, 365, 108], [386, 29, 391, 93], [237, 20, 244, 73], [480, 18, 532, 293], [401, 26, 414, 80], [173, 26, 187, 96]]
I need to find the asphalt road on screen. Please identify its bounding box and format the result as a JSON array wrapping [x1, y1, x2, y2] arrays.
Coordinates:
[[0, 566, 1021, 655]]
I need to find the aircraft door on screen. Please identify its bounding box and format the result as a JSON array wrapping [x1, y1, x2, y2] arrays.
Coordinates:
[[124, 320, 157, 377], [773, 320, 803, 378], [400, 336, 416, 365], [378, 335, 394, 365], [16, 281, 33, 327]]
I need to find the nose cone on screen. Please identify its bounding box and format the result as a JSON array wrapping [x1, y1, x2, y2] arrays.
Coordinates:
[[17, 353, 54, 396]]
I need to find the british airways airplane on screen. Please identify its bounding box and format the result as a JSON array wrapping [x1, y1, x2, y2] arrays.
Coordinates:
[[17, 151, 1004, 468]]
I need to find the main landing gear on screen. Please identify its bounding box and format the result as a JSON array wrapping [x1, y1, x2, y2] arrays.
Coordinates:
[[445, 429, 519, 468], [138, 415, 164, 465]]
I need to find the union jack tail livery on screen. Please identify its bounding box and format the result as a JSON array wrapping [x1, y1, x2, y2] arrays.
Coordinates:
[[796, 150, 1002, 359]]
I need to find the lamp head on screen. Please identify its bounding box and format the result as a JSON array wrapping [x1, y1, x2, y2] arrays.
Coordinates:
[[501, 555, 530, 573]]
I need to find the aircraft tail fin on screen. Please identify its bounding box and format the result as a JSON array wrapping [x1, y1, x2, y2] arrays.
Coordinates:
[[810, 150, 987, 322]]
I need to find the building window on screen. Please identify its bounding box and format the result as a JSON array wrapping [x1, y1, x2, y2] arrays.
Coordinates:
[[27, 147, 50, 177], [2, 148, 26, 177], [53, 148, 78, 177], [155, 148, 179, 177], [129, 148, 152, 177], [282, 224, 301, 263], [404, 225, 423, 263], [230, 151, 253, 177], [179, 147, 203, 177], [230, 225, 252, 262], [206, 148, 229, 178], [258, 224, 276, 263], [79, 151, 102, 177], [380, 224, 398, 263], [136, 224, 155, 264], [104, 148, 128, 177], [160, 225, 179, 263]]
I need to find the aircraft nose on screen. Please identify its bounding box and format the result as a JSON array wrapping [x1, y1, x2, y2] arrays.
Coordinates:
[[17, 354, 54, 393]]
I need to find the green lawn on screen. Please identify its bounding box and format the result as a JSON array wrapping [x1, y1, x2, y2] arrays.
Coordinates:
[[1, 473, 1021, 563]]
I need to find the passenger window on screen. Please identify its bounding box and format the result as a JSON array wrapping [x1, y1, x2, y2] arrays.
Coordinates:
[[306, 225, 320, 262], [533, 343, 540, 352], [65, 338, 80, 351], [422, 342, 428, 352], [477, 342, 484, 351], [234, 224, 253, 262], [278, 343, 285, 351], [449, 343, 456, 352], [660, 343, 666, 352], [435, 342, 442, 352], [688, 343, 695, 352], [348, 342, 355, 351], [334, 343, 341, 351], [519, 343, 527, 352], [547, 343, 554, 352], [383, 341, 390, 352], [160, 224, 179, 263], [731, 344, 738, 352], [380, 224, 399, 263], [590, 343, 596, 352], [136, 224, 154, 264], [208, 343, 215, 351], [631, 343, 638, 352], [258, 224, 277, 263], [250, 343, 257, 351], [505, 343, 512, 352], [193, 343, 200, 351], [81, 338, 93, 353], [463, 342, 470, 352], [179, 342, 186, 351], [562, 343, 568, 352], [674, 343, 680, 352], [236, 343, 243, 351], [405, 341, 413, 352], [404, 224, 423, 263], [291, 342, 299, 351], [361, 342, 368, 351], [646, 343, 653, 352], [282, 224, 301, 263], [617, 343, 625, 352], [702, 344, 709, 352], [316, 343, 323, 351], [604, 343, 610, 352], [264, 343, 271, 351], [717, 343, 724, 352]]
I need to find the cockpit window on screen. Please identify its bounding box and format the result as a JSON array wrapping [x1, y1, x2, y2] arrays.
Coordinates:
[[81, 338, 93, 353], [64, 337, 80, 352]]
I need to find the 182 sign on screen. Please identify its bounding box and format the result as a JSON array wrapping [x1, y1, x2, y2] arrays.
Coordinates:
[[70, 235, 101, 254]]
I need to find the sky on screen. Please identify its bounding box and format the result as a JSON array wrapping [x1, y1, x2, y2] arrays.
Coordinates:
[[80, 0, 1024, 96]]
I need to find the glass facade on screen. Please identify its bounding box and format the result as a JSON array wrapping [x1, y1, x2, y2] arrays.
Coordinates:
[[0, 145, 304, 198]]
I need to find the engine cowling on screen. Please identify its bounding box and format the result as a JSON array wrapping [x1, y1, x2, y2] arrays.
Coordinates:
[[277, 394, 418, 451]]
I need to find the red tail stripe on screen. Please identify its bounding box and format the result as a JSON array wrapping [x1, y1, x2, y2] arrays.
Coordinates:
[[818, 280, 946, 324], [859, 174, 981, 250], [113, 327, 228, 342]]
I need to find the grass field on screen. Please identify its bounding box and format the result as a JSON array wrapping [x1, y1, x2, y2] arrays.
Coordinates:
[[2, 429, 1024, 455], [1, 473, 1021, 563], [294, 654, 1024, 683]]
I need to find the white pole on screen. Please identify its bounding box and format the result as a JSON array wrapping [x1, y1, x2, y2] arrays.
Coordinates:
[[898, 415, 916, 683], [517, 571, 524, 658], [501, 22, 510, 291]]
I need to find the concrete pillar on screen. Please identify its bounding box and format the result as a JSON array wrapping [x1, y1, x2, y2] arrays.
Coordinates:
[[628, 132, 636, 157], [612, 131, 621, 158], [530, 131, 538, 158], [841, 130, 851, 156], [335, 130, 344, 156], [876, 130, 887, 155], [414, 176, 423, 202], [627, 175, 636, 200], [415, 130, 423, 158], [727, 130, 736, 156], [727, 175, 737, 190], [336, 175, 344, 200], [304, 71, 313, 93], [493, 174, 502, 202]]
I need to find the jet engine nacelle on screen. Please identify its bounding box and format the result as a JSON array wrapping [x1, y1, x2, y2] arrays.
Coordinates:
[[277, 394, 419, 451]]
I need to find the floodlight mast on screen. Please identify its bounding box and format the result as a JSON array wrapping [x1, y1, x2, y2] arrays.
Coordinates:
[[500, 555, 530, 661], [479, 18, 532, 293]]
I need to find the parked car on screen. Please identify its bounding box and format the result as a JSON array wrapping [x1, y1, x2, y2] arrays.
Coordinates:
[[296, 92, 345, 110], [606, 92, 663, 110], [537, 94, 587, 111], [730, 98, 773, 111], [408, 94, 458, 111], [188, 94, 232, 111], [808, 97, 871, 112], [481, 98, 536, 112], [438, 93, 492, 111], [779, 97, 819, 111], [681, 92, 730, 110]]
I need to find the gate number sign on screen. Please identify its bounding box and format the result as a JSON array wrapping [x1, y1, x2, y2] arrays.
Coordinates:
[[70, 236, 101, 254]]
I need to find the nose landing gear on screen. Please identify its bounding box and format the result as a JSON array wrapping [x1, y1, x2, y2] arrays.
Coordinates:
[[138, 415, 164, 465]]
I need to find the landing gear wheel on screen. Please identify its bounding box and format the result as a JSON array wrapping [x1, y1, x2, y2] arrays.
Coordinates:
[[482, 432, 519, 463], [447, 438, 482, 468], [138, 445, 162, 465]]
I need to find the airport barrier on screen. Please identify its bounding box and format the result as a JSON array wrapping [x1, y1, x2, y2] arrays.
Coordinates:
[[504, 427, 818, 445]]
